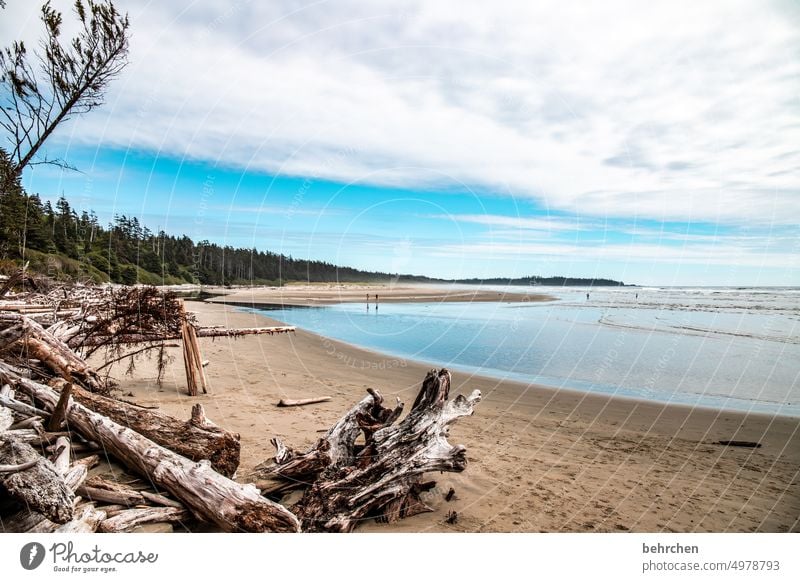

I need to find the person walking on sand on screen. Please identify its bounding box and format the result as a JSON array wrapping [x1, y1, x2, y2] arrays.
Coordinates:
[[366, 293, 370, 310], [375, 294, 379, 310]]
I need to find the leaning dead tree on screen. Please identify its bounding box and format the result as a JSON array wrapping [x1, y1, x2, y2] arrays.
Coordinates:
[[255, 368, 481, 532]]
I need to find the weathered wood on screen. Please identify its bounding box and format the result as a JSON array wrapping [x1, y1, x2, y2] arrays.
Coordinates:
[[0, 458, 38, 473], [0, 313, 104, 392], [74, 325, 296, 346], [51, 436, 71, 474], [77, 485, 146, 506], [180, 302, 198, 397], [140, 490, 183, 509], [55, 505, 106, 533], [0, 458, 90, 533], [0, 393, 46, 418], [2, 365, 299, 532], [8, 415, 43, 430], [277, 396, 332, 407], [71, 454, 100, 470], [98, 507, 189, 533], [186, 320, 208, 395], [263, 369, 481, 532], [0, 406, 12, 432], [47, 382, 72, 431], [64, 384, 240, 477], [0, 437, 74, 523], [78, 475, 158, 507]]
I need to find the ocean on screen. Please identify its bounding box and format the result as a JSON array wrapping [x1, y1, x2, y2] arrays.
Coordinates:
[[247, 286, 800, 416]]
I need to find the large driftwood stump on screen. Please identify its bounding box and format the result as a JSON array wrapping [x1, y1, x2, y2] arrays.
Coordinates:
[[63, 382, 240, 477], [258, 369, 481, 532]]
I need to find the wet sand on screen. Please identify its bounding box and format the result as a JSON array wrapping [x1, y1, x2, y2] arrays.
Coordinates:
[[113, 299, 800, 533], [206, 282, 552, 307]]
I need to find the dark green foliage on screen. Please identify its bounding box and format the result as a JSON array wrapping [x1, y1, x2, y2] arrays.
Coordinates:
[[0, 187, 428, 285]]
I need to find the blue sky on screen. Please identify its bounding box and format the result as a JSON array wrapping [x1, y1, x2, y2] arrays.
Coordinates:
[[4, 0, 799, 285]]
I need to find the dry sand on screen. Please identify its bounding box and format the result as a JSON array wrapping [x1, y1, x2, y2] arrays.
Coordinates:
[[114, 297, 800, 533], [207, 282, 551, 306]]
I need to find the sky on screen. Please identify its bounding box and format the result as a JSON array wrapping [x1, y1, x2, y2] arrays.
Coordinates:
[[2, 0, 798, 285]]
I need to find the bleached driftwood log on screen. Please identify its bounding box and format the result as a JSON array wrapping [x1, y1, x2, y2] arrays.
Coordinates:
[[0, 313, 104, 392], [55, 505, 107, 533], [98, 507, 189, 533], [61, 383, 240, 477], [0, 363, 299, 532], [256, 369, 481, 532]]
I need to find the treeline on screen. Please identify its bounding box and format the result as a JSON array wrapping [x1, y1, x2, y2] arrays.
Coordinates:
[[0, 175, 628, 288], [454, 276, 627, 287], [0, 184, 430, 286]]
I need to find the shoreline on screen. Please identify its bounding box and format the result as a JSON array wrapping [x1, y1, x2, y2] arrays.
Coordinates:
[[232, 303, 798, 422], [206, 283, 554, 307], [112, 300, 800, 533]]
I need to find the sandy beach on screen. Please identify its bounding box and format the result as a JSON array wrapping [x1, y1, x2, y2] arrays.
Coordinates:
[[111, 293, 800, 533], [206, 282, 552, 306]]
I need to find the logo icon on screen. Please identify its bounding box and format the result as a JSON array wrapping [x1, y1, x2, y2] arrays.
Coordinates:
[[20, 542, 46, 570]]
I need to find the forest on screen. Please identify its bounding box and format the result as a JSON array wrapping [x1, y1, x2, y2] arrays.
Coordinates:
[[0, 175, 430, 286]]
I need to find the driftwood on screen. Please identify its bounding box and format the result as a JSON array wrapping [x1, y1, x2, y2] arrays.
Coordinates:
[[2, 366, 299, 532], [47, 382, 72, 431], [78, 486, 146, 507], [76, 475, 183, 510], [98, 507, 189, 533], [0, 454, 92, 533], [51, 436, 71, 474], [9, 415, 43, 430], [277, 396, 332, 407], [73, 326, 296, 347], [0, 393, 47, 418], [180, 301, 208, 396], [0, 458, 38, 473], [0, 406, 11, 432], [55, 505, 107, 533], [0, 313, 104, 392], [256, 369, 480, 532], [62, 383, 240, 477], [0, 437, 75, 523]]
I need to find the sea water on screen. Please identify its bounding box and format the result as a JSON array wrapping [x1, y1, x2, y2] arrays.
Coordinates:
[[247, 286, 800, 416]]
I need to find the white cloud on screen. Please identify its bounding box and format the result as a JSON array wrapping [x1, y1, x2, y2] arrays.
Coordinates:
[[429, 213, 591, 232], [431, 240, 800, 269], [3, 0, 798, 225]]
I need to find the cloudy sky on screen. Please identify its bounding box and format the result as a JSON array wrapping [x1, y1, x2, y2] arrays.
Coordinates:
[[3, 0, 799, 285]]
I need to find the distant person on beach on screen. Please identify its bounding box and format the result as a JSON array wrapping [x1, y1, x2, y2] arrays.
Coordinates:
[[586, 292, 590, 300], [375, 294, 379, 310]]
